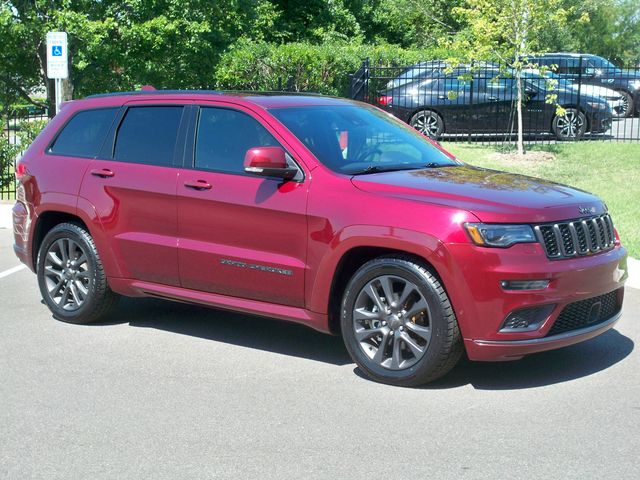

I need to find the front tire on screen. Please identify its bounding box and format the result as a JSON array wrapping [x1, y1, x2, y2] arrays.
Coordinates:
[[410, 110, 444, 139], [553, 108, 586, 141], [340, 255, 463, 387], [37, 223, 118, 324]]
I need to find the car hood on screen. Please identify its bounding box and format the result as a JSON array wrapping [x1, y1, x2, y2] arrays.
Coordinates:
[[351, 166, 606, 223], [568, 84, 621, 99], [613, 70, 640, 79]]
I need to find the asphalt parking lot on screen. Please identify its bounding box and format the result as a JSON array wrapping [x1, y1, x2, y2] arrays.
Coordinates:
[[1, 226, 639, 479]]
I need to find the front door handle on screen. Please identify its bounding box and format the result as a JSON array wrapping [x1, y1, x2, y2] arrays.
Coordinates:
[[184, 180, 212, 191], [487, 96, 499, 101], [90, 168, 115, 178]]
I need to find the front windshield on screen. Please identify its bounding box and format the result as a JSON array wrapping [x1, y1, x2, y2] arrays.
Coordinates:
[[270, 105, 459, 175]]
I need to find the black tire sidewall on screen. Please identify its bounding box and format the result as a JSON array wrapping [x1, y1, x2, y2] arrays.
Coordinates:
[[36, 224, 101, 323], [341, 260, 453, 385]]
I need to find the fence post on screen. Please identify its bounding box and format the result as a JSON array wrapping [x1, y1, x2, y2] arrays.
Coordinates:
[[577, 55, 583, 114]]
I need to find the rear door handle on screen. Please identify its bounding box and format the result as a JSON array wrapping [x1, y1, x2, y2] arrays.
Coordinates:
[[184, 180, 212, 191], [90, 168, 115, 178], [487, 96, 499, 101]]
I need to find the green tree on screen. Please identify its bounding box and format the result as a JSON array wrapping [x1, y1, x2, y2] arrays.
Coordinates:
[[1, 0, 280, 113], [453, 0, 570, 154]]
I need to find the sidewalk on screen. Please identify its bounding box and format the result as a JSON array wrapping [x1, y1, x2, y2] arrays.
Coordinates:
[[0, 202, 12, 229], [0, 201, 638, 288]]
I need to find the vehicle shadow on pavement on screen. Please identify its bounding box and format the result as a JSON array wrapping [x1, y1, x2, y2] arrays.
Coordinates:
[[96, 297, 633, 387], [102, 297, 352, 366], [422, 329, 634, 390]]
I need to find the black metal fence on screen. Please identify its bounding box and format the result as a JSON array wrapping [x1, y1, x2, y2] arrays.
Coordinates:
[[348, 57, 640, 145], [1, 108, 49, 200]]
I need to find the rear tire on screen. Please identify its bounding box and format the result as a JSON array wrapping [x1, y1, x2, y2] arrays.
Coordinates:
[[37, 223, 118, 324], [614, 90, 633, 118], [410, 110, 444, 139], [340, 255, 463, 387]]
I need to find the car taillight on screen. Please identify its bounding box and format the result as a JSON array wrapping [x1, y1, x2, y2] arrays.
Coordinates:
[[377, 95, 393, 106], [15, 161, 26, 180]]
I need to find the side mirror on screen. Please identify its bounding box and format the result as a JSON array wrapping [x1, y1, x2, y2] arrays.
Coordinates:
[[524, 87, 537, 97], [244, 147, 298, 181]]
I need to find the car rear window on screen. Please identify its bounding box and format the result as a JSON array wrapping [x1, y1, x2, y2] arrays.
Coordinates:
[[114, 106, 184, 166], [49, 108, 118, 158]]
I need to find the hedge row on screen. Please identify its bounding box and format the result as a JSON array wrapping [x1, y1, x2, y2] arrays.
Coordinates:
[[214, 40, 456, 96]]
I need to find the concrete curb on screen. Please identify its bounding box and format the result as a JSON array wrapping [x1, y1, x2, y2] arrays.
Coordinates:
[[0, 202, 638, 288], [627, 257, 640, 290]]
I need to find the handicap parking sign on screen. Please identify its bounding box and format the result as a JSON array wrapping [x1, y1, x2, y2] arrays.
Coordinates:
[[52, 45, 62, 57]]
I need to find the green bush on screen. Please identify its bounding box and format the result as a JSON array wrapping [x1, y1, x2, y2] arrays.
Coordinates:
[[214, 40, 456, 96]]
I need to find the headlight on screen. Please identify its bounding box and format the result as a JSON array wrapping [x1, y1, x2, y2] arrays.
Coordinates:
[[629, 80, 640, 90], [587, 101, 608, 110], [464, 223, 537, 247]]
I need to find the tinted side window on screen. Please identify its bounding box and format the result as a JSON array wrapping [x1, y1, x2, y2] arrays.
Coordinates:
[[49, 108, 118, 158], [195, 108, 279, 174], [114, 106, 183, 166]]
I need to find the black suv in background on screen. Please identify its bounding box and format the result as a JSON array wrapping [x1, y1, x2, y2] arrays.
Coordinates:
[[527, 53, 640, 117]]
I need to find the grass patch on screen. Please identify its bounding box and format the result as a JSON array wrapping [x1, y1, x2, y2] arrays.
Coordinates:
[[441, 141, 640, 259]]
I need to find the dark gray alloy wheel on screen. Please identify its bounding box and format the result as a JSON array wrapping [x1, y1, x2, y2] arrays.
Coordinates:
[[553, 108, 586, 141], [341, 255, 463, 387], [410, 110, 444, 139], [37, 223, 118, 324]]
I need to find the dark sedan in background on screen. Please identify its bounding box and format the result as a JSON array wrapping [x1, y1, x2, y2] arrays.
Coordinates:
[[377, 66, 613, 141], [527, 53, 640, 117]]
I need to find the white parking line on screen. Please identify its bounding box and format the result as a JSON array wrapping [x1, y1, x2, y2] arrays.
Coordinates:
[[0, 265, 27, 279]]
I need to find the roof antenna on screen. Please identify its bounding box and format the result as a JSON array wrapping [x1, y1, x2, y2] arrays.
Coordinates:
[[140, 85, 156, 91]]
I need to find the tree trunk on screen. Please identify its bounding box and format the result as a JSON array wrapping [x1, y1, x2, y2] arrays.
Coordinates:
[[516, 69, 524, 155]]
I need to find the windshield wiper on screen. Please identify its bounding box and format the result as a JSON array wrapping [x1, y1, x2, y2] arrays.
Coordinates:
[[425, 162, 456, 168], [350, 165, 421, 175]]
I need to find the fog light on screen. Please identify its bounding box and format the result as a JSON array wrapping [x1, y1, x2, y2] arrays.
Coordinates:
[[499, 304, 556, 332], [501, 280, 550, 291]]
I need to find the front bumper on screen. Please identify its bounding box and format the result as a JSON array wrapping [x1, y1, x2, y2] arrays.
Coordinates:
[[444, 242, 628, 361], [588, 110, 612, 133]]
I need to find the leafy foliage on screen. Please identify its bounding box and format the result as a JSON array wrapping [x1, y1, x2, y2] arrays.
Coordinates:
[[0, 0, 638, 111], [215, 40, 449, 95]]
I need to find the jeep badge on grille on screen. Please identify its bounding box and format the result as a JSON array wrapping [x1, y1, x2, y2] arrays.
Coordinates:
[[578, 206, 596, 215]]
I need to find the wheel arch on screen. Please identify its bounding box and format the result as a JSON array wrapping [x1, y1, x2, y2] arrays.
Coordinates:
[[326, 246, 447, 336], [32, 210, 89, 270]]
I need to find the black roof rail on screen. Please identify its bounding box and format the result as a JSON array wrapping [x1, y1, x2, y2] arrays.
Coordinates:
[[85, 89, 224, 99], [84, 90, 327, 99]]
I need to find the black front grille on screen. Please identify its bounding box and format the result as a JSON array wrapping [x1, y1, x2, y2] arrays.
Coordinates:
[[535, 214, 615, 259], [546, 289, 622, 336]]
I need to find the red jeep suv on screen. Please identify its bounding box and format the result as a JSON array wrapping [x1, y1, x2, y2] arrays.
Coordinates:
[[13, 91, 628, 386]]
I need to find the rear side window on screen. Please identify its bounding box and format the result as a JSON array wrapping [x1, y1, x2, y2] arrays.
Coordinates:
[[49, 108, 117, 157], [114, 106, 183, 166], [195, 107, 279, 174]]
